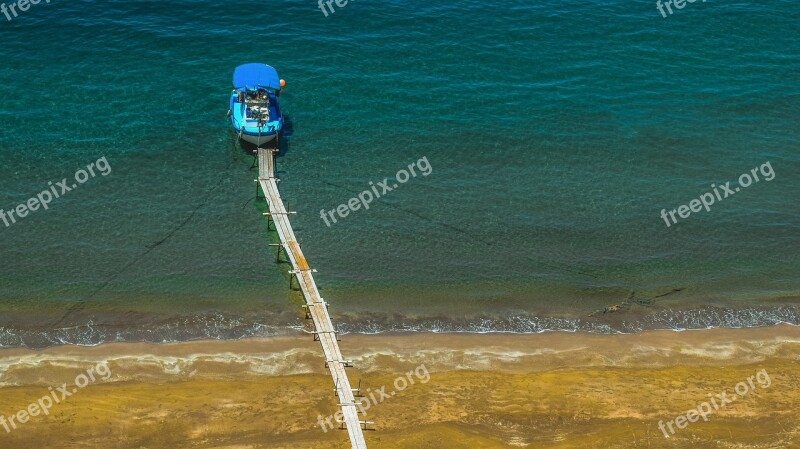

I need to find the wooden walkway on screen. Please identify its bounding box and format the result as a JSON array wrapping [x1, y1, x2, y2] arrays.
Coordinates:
[[256, 148, 369, 449]]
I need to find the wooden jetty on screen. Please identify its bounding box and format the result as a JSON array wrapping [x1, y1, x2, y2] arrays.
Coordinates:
[[256, 148, 369, 449]]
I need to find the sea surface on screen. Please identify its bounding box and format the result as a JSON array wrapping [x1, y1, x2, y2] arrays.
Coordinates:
[[0, 0, 798, 348]]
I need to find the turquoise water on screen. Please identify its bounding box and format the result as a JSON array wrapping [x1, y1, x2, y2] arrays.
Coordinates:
[[0, 0, 798, 347]]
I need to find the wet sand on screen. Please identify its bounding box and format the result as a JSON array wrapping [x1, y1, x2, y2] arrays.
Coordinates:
[[0, 325, 799, 448]]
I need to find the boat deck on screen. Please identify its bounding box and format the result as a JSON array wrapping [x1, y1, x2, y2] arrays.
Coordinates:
[[256, 148, 368, 449]]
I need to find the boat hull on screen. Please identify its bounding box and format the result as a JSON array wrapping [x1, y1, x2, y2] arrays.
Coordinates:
[[229, 91, 283, 147], [240, 132, 277, 145]]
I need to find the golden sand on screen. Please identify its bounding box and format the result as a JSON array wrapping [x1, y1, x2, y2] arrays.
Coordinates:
[[0, 326, 799, 448]]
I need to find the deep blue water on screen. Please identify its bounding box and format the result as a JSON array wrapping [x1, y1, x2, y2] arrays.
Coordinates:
[[0, 0, 798, 347]]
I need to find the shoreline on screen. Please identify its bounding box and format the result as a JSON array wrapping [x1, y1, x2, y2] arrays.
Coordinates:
[[1, 319, 799, 352], [1, 324, 799, 447], [1, 301, 799, 350]]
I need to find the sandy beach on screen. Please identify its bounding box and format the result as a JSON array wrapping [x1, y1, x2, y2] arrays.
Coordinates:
[[0, 325, 798, 448]]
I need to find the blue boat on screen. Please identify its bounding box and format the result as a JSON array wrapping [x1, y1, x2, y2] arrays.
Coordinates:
[[229, 63, 285, 146]]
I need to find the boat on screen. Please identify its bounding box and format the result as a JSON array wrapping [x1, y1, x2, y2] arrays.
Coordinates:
[[229, 63, 285, 146]]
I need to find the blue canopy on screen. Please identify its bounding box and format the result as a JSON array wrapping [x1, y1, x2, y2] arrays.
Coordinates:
[[233, 63, 280, 90]]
